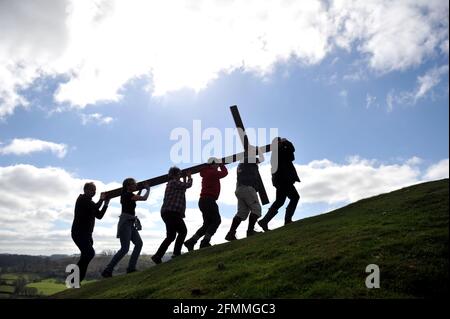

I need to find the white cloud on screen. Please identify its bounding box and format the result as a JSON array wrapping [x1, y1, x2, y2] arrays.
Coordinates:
[[0, 138, 68, 158], [441, 39, 449, 56], [385, 64, 449, 111], [343, 69, 366, 82], [339, 89, 348, 106], [0, 157, 448, 255], [297, 157, 419, 204], [365, 93, 377, 109], [423, 159, 449, 181], [0, 0, 448, 117], [331, 0, 449, 73], [415, 65, 449, 101], [406, 156, 423, 166], [339, 90, 348, 97], [80, 113, 114, 125], [386, 90, 395, 113], [0, 0, 69, 117], [0, 164, 121, 254]]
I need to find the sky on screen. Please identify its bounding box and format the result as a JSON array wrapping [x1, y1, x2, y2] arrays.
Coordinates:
[[0, 0, 448, 256]]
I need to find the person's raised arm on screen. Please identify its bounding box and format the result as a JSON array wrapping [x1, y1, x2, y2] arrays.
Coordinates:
[[185, 171, 193, 188], [132, 183, 151, 201], [217, 164, 228, 178], [94, 194, 104, 210], [258, 151, 265, 163], [174, 171, 193, 189], [93, 193, 109, 219]]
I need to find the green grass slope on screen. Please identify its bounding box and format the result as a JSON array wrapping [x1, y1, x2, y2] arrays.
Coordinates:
[[55, 179, 449, 299]]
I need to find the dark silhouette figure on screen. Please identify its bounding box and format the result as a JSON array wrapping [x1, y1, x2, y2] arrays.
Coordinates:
[[151, 167, 193, 264], [184, 157, 228, 251], [102, 178, 150, 277], [225, 152, 264, 241], [259, 137, 300, 231], [71, 182, 109, 282]]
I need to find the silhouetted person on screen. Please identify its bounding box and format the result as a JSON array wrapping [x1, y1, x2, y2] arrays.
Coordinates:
[[71, 182, 109, 282], [152, 167, 192, 264], [184, 157, 228, 251], [258, 137, 300, 231], [225, 151, 264, 241], [102, 178, 150, 277]]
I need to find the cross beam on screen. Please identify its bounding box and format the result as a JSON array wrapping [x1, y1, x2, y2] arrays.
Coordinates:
[[230, 105, 270, 205], [103, 144, 271, 199]]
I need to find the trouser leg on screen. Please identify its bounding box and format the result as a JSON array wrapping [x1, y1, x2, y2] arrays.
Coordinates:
[[127, 227, 143, 271], [247, 213, 259, 232], [105, 224, 132, 272], [72, 233, 95, 282], [153, 213, 177, 259], [173, 217, 187, 256], [285, 184, 300, 224], [262, 186, 287, 224], [190, 198, 210, 242], [204, 199, 221, 240]]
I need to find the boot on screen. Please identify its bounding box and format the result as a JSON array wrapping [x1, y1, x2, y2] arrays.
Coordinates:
[[151, 255, 162, 264], [247, 214, 261, 237], [285, 208, 295, 225], [184, 238, 197, 252], [225, 232, 237, 241], [101, 268, 112, 278], [199, 239, 212, 248], [247, 229, 262, 237], [225, 216, 242, 241], [259, 207, 278, 231], [258, 219, 270, 232]]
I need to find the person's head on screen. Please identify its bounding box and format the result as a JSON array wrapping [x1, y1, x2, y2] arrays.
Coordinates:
[[272, 136, 282, 146], [123, 178, 137, 192], [83, 182, 96, 198], [168, 166, 182, 180], [207, 157, 219, 169]]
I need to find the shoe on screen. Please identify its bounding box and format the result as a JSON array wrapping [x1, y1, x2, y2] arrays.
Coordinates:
[[171, 253, 181, 259], [199, 241, 211, 249], [151, 255, 162, 264], [126, 268, 137, 274], [101, 269, 112, 278], [225, 232, 237, 241], [258, 220, 270, 232], [247, 229, 261, 237], [184, 239, 196, 252], [284, 219, 293, 225]]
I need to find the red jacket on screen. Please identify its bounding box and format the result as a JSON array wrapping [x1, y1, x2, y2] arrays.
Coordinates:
[[200, 164, 228, 200]]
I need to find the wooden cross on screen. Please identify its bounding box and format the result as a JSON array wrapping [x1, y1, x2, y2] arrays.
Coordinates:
[[103, 105, 271, 205]]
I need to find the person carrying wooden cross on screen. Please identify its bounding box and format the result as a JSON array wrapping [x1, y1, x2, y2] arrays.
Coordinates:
[[258, 137, 300, 231], [184, 157, 228, 251], [71, 182, 109, 282], [151, 167, 193, 264], [225, 150, 264, 241], [101, 178, 150, 277]]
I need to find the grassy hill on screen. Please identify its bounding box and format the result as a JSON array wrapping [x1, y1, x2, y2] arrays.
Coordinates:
[[55, 179, 449, 299]]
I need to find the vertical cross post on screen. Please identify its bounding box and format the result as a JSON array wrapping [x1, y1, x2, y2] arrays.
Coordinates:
[[230, 105, 270, 205]]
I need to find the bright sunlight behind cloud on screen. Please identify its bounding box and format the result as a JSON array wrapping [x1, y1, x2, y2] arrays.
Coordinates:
[[0, 0, 448, 116]]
